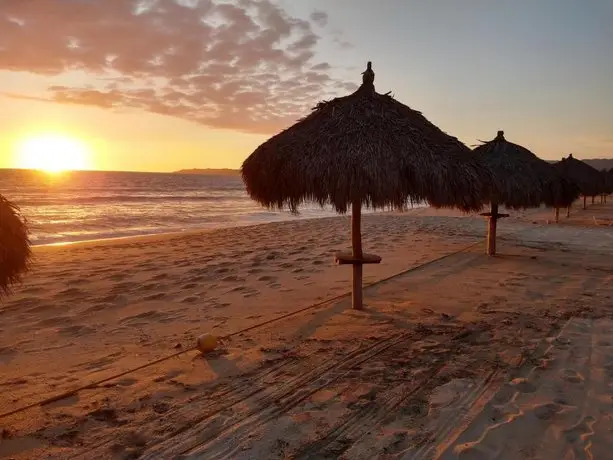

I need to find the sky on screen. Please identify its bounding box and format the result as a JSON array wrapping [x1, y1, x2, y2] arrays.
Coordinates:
[[0, 0, 612, 172]]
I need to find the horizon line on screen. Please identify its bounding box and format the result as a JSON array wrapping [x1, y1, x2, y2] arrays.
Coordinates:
[[0, 167, 242, 175]]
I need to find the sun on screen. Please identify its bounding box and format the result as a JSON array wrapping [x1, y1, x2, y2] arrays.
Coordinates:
[[15, 135, 92, 173]]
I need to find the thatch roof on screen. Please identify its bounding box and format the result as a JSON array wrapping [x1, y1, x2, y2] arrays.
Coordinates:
[[473, 131, 576, 209], [600, 169, 613, 194], [0, 195, 31, 297], [543, 169, 580, 208], [556, 154, 602, 197], [241, 62, 491, 214]]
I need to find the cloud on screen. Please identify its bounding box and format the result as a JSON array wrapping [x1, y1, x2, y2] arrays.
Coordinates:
[[0, 0, 353, 134], [309, 10, 328, 27]]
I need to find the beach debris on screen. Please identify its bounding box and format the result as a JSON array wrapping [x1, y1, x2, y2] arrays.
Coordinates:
[[241, 61, 490, 310], [196, 333, 218, 353]]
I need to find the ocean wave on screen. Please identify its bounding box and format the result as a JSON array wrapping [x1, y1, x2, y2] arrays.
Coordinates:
[[1, 169, 347, 246], [17, 193, 251, 206]]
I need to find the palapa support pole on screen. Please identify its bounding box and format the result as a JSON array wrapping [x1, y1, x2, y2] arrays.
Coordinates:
[[486, 201, 498, 256], [592, 196, 595, 205], [566, 206, 571, 218], [583, 196, 587, 210], [351, 200, 363, 310], [554, 207, 560, 223]]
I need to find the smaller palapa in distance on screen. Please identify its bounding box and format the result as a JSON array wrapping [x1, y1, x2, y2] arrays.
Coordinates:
[[242, 62, 491, 310], [473, 131, 578, 255], [556, 154, 602, 209]]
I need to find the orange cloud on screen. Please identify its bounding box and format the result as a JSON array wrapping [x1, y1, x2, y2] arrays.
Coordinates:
[[0, 0, 355, 134]]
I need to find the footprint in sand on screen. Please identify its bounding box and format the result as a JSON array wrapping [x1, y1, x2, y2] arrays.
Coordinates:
[[532, 402, 563, 420], [509, 377, 537, 393], [563, 415, 596, 443], [111, 281, 138, 293], [120, 310, 171, 324], [78, 353, 122, 371], [153, 369, 183, 383], [180, 296, 199, 303], [58, 324, 97, 337], [257, 275, 277, 282], [0, 347, 17, 364], [67, 277, 91, 286], [221, 275, 243, 282], [37, 316, 74, 327], [24, 303, 55, 314], [106, 273, 126, 282], [554, 336, 572, 348], [21, 286, 45, 294], [456, 444, 490, 460], [561, 369, 584, 384], [137, 283, 157, 292], [536, 356, 556, 370], [142, 292, 167, 301], [55, 287, 88, 298], [96, 294, 129, 306]]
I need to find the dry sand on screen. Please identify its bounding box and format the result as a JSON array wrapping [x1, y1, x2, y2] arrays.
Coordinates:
[[0, 202, 612, 459]]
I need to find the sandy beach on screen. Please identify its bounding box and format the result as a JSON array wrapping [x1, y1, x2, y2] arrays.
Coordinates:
[[1, 203, 612, 459]]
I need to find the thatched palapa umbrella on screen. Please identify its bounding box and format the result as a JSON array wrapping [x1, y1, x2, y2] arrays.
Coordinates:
[[556, 154, 601, 209], [0, 195, 31, 297], [473, 131, 578, 255], [242, 62, 490, 310], [545, 168, 580, 223], [552, 160, 581, 219], [600, 169, 613, 203]]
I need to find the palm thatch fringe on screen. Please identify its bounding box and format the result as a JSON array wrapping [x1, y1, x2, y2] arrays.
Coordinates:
[[0, 195, 31, 298], [472, 131, 578, 254], [242, 62, 491, 309]]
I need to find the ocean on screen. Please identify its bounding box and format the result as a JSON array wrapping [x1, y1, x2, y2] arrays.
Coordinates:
[[0, 169, 345, 246]]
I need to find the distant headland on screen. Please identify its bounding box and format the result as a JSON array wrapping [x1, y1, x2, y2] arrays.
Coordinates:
[[174, 168, 240, 176]]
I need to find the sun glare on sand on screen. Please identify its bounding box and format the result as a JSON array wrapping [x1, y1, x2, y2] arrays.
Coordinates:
[[15, 135, 92, 173]]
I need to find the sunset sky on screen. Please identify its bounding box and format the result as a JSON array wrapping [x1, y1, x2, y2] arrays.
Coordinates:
[[1, 0, 612, 172]]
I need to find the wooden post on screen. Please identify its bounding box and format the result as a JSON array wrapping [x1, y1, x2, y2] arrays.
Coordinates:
[[554, 207, 559, 223], [592, 196, 595, 205], [351, 200, 363, 310], [486, 201, 498, 256], [583, 196, 587, 209], [566, 206, 570, 218]]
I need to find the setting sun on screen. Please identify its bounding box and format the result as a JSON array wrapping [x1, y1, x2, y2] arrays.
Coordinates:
[[15, 135, 92, 173]]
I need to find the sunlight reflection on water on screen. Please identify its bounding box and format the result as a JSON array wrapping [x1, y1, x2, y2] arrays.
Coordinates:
[[2, 169, 425, 246]]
